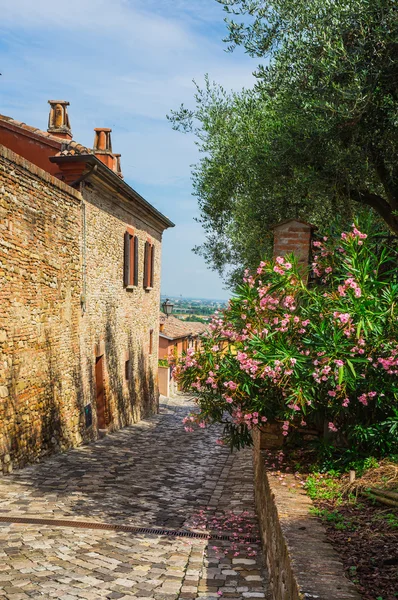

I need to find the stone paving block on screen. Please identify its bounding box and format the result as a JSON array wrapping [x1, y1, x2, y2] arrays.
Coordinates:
[[0, 396, 270, 599]]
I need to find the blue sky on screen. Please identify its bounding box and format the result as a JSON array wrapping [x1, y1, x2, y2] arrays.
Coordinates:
[[0, 0, 257, 300]]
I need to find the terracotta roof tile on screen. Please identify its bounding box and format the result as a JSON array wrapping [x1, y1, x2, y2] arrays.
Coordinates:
[[0, 113, 93, 155], [159, 312, 209, 340]]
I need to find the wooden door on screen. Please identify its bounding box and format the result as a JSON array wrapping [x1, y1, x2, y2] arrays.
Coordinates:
[[95, 355, 106, 430]]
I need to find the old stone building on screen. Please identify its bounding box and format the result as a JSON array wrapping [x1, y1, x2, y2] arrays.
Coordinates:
[[0, 101, 174, 472]]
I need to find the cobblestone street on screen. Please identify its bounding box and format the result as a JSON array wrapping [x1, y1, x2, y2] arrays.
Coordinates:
[[0, 396, 270, 599]]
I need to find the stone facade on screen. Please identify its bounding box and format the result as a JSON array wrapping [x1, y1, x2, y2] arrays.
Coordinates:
[[79, 181, 163, 430], [0, 106, 173, 473], [0, 146, 83, 472]]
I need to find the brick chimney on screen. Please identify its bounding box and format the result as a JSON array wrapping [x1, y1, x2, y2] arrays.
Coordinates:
[[114, 153, 123, 179], [272, 219, 316, 276], [93, 127, 116, 170], [47, 100, 72, 140]]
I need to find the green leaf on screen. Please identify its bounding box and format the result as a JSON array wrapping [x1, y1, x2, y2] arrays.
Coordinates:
[[346, 360, 357, 378]]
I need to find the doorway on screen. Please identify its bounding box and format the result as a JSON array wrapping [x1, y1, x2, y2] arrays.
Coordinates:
[[95, 355, 106, 430]]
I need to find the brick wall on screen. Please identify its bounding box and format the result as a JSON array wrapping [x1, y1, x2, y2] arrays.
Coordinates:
[[0, 146, 84, 472], [273, 219, 314, 275], [0, 146, 164, 472], [79, 183, 162, 429]]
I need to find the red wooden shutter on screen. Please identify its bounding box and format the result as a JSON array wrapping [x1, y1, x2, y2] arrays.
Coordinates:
[[133, 236, 139, 287], [129, 234, 134, 285], [150, 245, 155, 288], [149, 329, 153, 354], [124, 231, 130, 287], [143, 241, 149, 288]]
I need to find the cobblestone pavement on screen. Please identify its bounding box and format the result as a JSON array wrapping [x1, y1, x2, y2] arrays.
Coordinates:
[[0, 396, 271, 599]]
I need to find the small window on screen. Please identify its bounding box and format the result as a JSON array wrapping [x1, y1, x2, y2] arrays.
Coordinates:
[[124, 231, 139, 287], [143, 241, 155, 289], [125, 359, 131, 380], [149, 329, 154, 355]]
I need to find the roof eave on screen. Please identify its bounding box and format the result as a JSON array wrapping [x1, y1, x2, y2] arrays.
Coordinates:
[[159, 332, 197, 341], [50, 154, 175, 230]]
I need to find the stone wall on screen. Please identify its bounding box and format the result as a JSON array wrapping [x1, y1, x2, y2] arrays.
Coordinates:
[[0, 146, 163, 472], [0, 146, 84, 472], [79, 182, 162, 429], [252, 429, 361, 600]]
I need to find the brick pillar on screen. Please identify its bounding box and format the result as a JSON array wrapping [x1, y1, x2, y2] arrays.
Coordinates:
[[272, 218, 315, 276]]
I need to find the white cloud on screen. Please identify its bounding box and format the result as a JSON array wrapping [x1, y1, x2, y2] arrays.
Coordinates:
[[0, 0, 192, 49]]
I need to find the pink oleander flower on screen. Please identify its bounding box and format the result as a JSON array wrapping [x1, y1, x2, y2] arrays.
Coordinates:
[[334, 359, 344, 367], [276, 256, 285, 265], [224, 381, 238, 390], [225, 397, 233, 404], [328, 422, 338, 432], [284, 262, 292, 270], [328, 390, 336, 397], [273, 266, 285, 275], [342, 398, 350, 407]]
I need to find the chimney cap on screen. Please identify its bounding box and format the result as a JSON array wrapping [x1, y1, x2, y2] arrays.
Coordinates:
[[94, 127, 112, 132], [271, 218, 317, 231], [48, 100, 70, 105]]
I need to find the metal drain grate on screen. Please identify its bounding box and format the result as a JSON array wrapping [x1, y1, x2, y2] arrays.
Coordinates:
[[0, 515, 259, 543]]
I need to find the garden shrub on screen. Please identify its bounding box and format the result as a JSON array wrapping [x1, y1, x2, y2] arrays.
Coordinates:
[[175, 220, 398, 456]]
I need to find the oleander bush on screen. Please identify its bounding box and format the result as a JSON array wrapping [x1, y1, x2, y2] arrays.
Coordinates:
[[174, 220, 398, 455]]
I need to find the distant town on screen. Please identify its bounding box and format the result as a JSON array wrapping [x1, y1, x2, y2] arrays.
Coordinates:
[[160, 295, 228, 322]]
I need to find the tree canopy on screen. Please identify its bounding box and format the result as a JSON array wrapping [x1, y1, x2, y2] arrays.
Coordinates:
[[168, 0, 398, 285]]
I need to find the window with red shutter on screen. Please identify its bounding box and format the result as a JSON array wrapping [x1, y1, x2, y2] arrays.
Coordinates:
[[124, 231, 139, 288], [150, 244, 155, 288], [149, 329, 154, 355], [143, 241, 155, 289]]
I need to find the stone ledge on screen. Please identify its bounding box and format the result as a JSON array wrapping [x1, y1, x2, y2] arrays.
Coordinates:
[[253, 430, 361, 600]]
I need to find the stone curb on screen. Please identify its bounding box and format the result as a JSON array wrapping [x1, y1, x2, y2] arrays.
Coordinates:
[[253, 430, 361, 600]]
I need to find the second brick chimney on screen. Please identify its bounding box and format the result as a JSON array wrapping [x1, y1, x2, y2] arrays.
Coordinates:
[[114, 153, 123, 178], [47, 100, 72, 140], [93, 127, 115, 170]]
